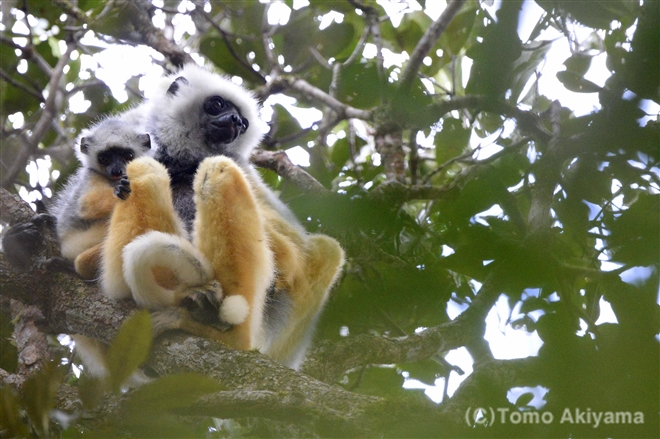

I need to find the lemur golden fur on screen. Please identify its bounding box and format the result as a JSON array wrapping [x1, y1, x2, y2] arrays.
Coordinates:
[[51, 116, 152, 278], [101, 65, 344, 368]]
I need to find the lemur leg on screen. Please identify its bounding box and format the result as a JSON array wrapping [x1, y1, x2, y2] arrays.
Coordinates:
[[74, 243, 102, 279], [101, 157, 185, 300], [265, 234, 345, 368], [121, 231, 214, 308], [192, 156, 274, 351]]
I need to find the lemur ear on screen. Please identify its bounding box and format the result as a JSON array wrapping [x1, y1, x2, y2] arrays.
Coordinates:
[[138, 133, 151, 150], [80, 137, 91, 154], [167, 76, 189, 96]]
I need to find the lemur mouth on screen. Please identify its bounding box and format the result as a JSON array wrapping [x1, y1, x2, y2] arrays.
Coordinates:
[[208, 122, 241, 144]]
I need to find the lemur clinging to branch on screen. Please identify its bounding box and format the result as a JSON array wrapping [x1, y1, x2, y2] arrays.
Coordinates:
[[101, 65, 344, 368]]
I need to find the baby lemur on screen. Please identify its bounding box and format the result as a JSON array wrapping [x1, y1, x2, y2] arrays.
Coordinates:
[[51, 116, 152, 278], [101, 65, 345, 368]]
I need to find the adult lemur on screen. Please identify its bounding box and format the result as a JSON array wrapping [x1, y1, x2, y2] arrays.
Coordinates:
[[51, 116, 152, 278], [101, 65, 344, 368]]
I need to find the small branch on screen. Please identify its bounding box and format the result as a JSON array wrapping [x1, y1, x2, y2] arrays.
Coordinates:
[[0, 69, 44, 102], [440, 357, 538, 420], [526, 100, 561, 238], [399, 0, 467, 90], [343, 20, 371, 67], [261, 3, 279, 73], [194, 7, 266, 84], [251, 149, 330, 195], [0, 35, 54, 77], [273, 76, 372, 121], [124, 0, 194, 67], [427, 95, 552, 142], [1, 42, 74, 189]]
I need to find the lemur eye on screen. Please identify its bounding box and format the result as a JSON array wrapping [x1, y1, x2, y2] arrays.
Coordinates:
[[126, 151, 134, 161], [98, 156, 109, 166], [204, 96, 225, 116]]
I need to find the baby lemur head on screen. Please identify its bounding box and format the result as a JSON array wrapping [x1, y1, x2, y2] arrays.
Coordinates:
[[146, 64, 268, 166], [76, 118, 152, 181]]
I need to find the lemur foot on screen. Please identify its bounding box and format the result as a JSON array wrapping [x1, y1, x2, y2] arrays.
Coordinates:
[[195, 156, 247, 201], [44, 256, 78, 275], [2, 214, 56, 267], [179, 281, 232, 331]]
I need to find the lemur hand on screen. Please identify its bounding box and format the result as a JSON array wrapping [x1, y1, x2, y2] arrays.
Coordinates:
[[114, 175, 131, 200]]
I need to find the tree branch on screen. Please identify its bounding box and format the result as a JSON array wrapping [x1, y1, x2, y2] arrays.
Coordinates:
[[0, 188, 36, 226], [1, 42, 74, 189], [251, 149, 330, 195], [399, 0, 467, 90], [272, 76, 373, 121], [124, 0, 194, 68], [426, 95, 552, 143]]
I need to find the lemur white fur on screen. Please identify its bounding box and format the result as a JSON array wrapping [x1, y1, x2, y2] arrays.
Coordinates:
[[102, 64, 344, 368], [121, 230, 248, 325]]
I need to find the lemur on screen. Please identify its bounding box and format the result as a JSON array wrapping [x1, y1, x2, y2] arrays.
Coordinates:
[[101, 65, 345, 368], [51, 116, 152, 278]]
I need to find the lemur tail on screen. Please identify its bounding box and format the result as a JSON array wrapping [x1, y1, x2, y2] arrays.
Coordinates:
[[122, 231, 213, 308]]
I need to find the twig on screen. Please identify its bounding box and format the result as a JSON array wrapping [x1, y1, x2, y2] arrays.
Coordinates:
[[399, 0, 467, 91], [0, 68, 44, 102], [426, 95, 552, 143], [2, 42, 74, 189], [251, 149, 330, 195], [274, 76, 372, 121]]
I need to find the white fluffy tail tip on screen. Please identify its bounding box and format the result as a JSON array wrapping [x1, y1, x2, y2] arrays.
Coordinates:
[[220, 295, 249, 325]]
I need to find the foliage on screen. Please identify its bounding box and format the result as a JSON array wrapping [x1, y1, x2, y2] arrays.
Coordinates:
[[1, 0, 658, 437]]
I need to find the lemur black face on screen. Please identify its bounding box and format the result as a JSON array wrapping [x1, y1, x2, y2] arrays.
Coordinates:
[[202, 95, 249, 146], [96, 147, 140, 180]]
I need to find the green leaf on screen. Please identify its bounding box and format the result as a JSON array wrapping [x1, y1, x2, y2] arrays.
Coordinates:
[[271, 104, 303, 142], [0, 386, 29, 438], [514, 392, 535, 407], [78, 374, 106, 410], [520, 297, 548, 314], [199, 37, 258, 80], [509, 41, 552, 102], [317, 22, 356, 60], [444, 5, 478, 55], [330, 137, 351, 169], [336, 62, 385, 109], [466, 1, 523, 98], [350, 366, 407, 398], [564, 53, 592, 76], [536, 0, 636, 30], [277, 7, 320, 68], [556, 71, 602, 93], [106, 310, 152, 393], [124, 373, 222, 414], [435, 118, 471, 164], [402, 358, 447, 386], [20, 361, 65, 436], [607, 193, 659, 266], [117, 374, 224, 438]]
